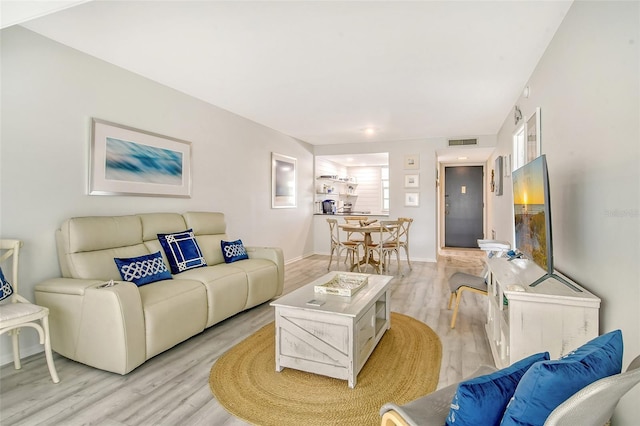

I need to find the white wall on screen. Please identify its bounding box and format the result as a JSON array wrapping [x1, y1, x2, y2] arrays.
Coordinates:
[[0, 27, 314, 362], [489, 2, 639, 423], [1, 26, 445, 366]]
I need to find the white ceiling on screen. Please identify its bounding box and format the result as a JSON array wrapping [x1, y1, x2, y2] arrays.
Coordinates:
[[5, 0, 572, 155]]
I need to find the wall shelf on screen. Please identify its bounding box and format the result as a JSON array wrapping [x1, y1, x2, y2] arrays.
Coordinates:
[[315, 177, 359, 212]]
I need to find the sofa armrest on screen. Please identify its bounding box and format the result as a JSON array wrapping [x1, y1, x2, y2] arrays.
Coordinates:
[[379, 365, 497, 426], [246, 246, 285, 296], [35, 278, 146, 374], [35, 277, 105, 295]]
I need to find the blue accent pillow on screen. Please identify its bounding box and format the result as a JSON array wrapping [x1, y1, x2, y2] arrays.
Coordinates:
[[446, 352, 550, 426], [221, 239, 249, 263], [157, 229, 207, 274], [500, 330, 623, 426], [114, 251, 172, 287], [0, 267, 14, 301]]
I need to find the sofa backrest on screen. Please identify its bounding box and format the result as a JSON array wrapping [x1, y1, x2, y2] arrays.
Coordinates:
[[184, 211, 227, 266], [56, 212, 228, 280]]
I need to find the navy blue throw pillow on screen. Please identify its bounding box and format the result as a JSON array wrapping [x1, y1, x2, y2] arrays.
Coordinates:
[[157, 229, 207, 274], [0, 267, 14, 301], [114, 251, 172, 286], [221, 239, 249, 263]]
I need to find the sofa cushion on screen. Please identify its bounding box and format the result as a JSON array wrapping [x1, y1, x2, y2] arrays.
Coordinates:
[[221, 239, 249, 263], [500, 330, 623, 426], [114, 251, 172, 287], [446, 352, 550, 426], [0, 267, 14, 301], [231, 259, 280, 309], [177, 264, 249, 327], [193, 235, 226, 266], [138, 278, 207, 358], [158, 229, 207, 274]]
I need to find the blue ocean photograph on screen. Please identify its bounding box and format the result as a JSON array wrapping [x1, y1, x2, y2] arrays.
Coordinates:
[[105, 137, 183, 185]]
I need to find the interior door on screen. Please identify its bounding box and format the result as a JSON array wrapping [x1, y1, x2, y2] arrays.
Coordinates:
[[444, 166, 484, 248]]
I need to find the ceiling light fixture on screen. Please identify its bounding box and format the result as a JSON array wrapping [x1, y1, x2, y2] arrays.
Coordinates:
[[363, 127, 376, 136], [458, 156, 468, 160]]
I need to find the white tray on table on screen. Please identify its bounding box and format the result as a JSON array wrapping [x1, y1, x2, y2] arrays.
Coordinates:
[[314, 273, 369, 296]]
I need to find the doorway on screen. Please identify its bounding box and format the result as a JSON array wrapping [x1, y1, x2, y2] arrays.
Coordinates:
[[444, 166, 484, 248]]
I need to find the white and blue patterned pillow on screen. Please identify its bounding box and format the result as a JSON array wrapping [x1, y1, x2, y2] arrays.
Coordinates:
[[0, 267, 14, 301], [158, 229, 207, 274], [114, 251, 172, 287], [221, 239, 249, 263]]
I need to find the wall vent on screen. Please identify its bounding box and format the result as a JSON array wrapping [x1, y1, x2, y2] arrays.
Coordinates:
[[448, 138, 478, 146]]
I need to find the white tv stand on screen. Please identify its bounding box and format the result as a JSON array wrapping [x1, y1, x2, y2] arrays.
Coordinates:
[[485, 258, 601, 369]]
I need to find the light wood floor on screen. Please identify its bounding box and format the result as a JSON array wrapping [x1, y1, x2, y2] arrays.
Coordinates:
[[0, 253, 493, 426]]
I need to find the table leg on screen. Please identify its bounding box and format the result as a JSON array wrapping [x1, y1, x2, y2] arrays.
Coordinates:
[[363, 232, 382, 274]]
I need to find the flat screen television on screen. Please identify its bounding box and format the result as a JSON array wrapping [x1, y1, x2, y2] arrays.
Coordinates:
[[512, 154, 580, 291]]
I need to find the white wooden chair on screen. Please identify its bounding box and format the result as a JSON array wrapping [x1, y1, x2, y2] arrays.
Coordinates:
[[327, 219, 361, 272], [0, 239, 59, 383]]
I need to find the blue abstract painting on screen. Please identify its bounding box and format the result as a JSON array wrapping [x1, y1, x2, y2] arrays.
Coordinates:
[[105, 137, 183, 185]]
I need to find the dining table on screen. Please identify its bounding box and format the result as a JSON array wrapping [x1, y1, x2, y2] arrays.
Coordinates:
[[338, 221, 397, 273]]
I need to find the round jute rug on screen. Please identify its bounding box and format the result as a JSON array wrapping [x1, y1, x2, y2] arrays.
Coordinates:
[[209, 312, 442, 426]]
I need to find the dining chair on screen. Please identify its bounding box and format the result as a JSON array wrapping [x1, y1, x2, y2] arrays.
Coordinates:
[[0, 239, 60, 383], [343, 216, 368, 244], [397, 217, 413, 270], [365, 220, 402, 275], [327, 219, 361, 272]]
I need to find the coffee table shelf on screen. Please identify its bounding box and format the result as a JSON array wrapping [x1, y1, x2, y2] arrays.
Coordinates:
[[270, 272, 393, 388]]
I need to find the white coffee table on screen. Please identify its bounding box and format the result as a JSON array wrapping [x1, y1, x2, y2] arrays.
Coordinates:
[[270, 272, 392, 388]]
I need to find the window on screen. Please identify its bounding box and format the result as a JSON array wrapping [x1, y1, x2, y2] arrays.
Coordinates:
[[513, 125, 525, 171], [381, 167, 389, 211]]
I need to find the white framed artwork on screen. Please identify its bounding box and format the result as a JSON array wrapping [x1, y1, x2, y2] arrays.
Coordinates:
[[405, 192, 419, 207], [89, 118, 192, 198], [404, 154, 420, 170], [404, 174, 419, 188], [271, 152, 297, 208]]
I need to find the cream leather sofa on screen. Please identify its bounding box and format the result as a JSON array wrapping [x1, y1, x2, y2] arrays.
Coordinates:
[[35, 212, 284, 374]]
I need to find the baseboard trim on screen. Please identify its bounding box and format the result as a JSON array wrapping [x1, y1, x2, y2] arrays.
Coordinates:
[[0, 343, 44, 367]]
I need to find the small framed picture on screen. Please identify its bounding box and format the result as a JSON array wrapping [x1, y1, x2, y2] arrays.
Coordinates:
[[404, 174, 419, 188], [504, 154, 512, 177], [405, 192, 419, 207], [404, 154, 420, 170]]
